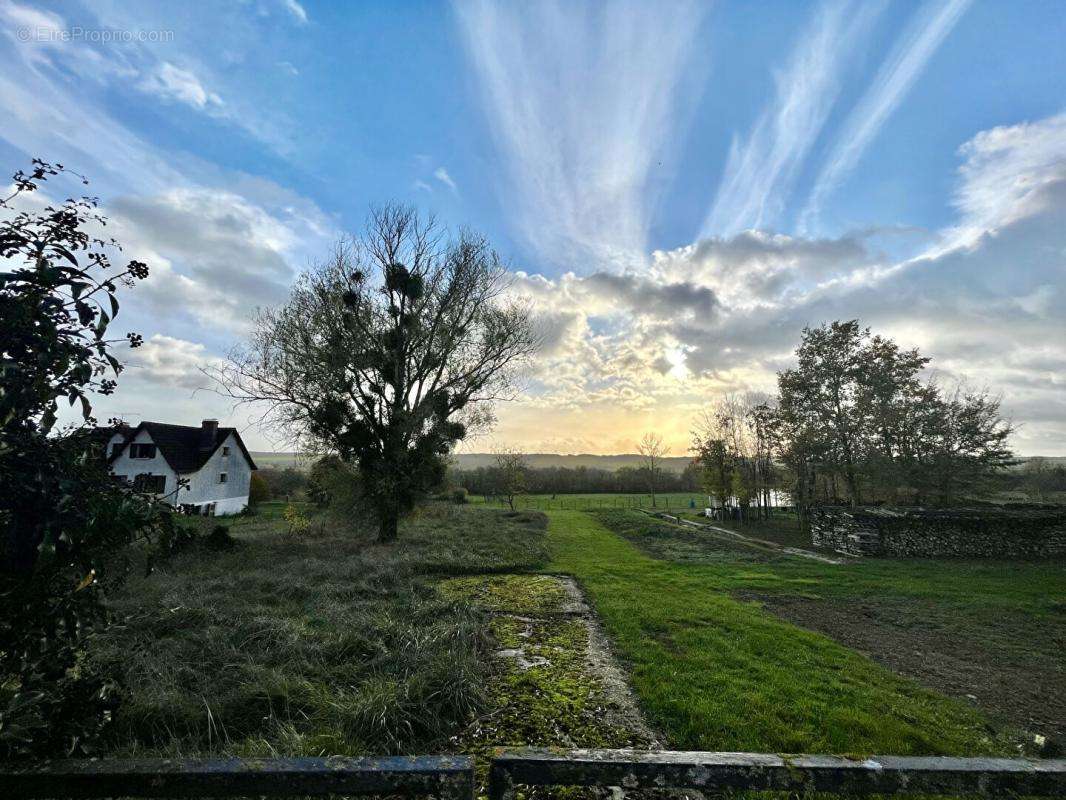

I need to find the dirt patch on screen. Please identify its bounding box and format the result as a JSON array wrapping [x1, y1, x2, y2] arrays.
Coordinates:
[[737, 591, 1066, 754]]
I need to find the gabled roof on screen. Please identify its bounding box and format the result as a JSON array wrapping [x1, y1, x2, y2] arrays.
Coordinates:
[[107, 421, 258, 474]]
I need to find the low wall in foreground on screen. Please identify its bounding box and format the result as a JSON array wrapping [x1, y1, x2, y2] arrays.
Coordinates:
[[809, 505, 1066, 558]]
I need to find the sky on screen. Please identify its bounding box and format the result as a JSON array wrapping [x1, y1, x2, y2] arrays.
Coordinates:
[[1, 0, 1064, 456]]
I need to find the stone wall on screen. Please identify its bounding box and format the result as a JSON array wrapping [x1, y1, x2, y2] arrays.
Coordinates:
[[809, 505, 1066, 558]]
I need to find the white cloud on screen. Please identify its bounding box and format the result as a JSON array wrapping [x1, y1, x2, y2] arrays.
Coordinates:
[[433, 167, 458, 193], [125, 334, 221, 390], [0, 0, 62, 34], [495, 110, 1066, 454], [105, 185, 336, 331], [946, 112, 1066, 248], [454, 0, 709, 271], [800, 0, 972, 232], [703, 0, 884, 237], [141, 62, 223, 110], [283, 0, 309, 25]]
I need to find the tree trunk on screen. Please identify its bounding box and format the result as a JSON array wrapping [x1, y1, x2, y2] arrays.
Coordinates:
[[378, 508, 399, 542]]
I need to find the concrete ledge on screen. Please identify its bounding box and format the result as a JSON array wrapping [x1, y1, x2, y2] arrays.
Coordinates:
[[3, 755, 475, 799], [489, 748, 1066, 799]]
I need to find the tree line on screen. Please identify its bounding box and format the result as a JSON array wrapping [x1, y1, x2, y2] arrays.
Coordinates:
[[452, 460, 701, 498], [692, 320, 1016, 518]]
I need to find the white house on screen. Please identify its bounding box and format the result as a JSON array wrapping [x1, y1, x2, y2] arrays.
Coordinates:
[[105, 420, 258, 515]]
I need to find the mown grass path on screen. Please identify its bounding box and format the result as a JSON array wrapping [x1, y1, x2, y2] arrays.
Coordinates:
[[544, 509, 1011, 757]]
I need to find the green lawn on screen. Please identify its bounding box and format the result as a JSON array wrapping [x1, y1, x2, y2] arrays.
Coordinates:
[[543, 509, 1064, 756], [471, 492, 707, 511], [675, 510, 817, 551]]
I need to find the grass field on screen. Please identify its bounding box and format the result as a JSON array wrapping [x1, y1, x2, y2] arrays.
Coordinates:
[[544, 509, 1065, 755], [472, 492, 707, 511], [91, 501, 1064, 763], [90, 502, 550, 757], [674, 510, 819, 551]]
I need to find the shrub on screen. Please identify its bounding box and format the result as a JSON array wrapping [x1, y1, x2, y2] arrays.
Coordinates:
[[249, 472, 271, 505], [206, 525, 237, 551], [258, 466, 308, 498], [451, 487, 469, 504], [0, 160, 173, 758], [283, 504, 311, 536]]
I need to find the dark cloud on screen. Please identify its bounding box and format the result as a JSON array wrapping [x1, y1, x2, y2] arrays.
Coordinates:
[[583, 271, 719, 320]]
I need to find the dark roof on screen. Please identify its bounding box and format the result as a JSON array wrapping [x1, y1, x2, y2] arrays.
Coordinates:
[[87, 424, 131, 453], [107, 422, 258, 474]]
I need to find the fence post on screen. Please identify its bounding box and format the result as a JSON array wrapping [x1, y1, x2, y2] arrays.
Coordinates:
[[487, 758, 515, 800]]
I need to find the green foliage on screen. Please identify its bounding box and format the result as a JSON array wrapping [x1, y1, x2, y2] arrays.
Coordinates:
[[282, 503, 311, 535], [451, 487, 469, 504], [248, 472, 271, 505], [0, 161, 174, 758], [256, 466, 308, 498], [307, 454, 364, 514], [775, 320, 1015, 508]]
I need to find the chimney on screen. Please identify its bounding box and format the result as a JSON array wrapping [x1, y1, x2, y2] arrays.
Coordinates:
[[200, 419, 219, 448]]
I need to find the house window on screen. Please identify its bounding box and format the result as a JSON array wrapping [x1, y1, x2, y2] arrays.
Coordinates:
[[219, 472, 228, 484], [222, 446, 230, 456], [133, 474, 165, 493], [204, 503, 217, 517], [129, 443, 157, 459], [111, 443, 123, 458]]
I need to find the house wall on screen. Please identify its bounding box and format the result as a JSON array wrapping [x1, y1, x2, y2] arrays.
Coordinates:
[[109, 429, 180, 503], [181, 433, 252, 515]]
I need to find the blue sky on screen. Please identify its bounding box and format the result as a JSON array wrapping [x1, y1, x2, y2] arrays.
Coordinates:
[[2, 0, 1065, 454]]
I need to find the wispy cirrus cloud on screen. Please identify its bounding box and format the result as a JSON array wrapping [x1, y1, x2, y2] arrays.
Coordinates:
[[702, 0, 883, 238], [495, 111, 1066, 455], [453, 0, 709, 271], [433, 167, 458, 194], [800, 0, 972, 233], [283, 0, 308, 25], [141, 61, 223, 110]]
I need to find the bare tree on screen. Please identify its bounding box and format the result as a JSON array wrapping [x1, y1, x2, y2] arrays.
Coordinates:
[[637, 432, 668, 508], [213, 205, 539, 541], [493, 447, 528, 511]]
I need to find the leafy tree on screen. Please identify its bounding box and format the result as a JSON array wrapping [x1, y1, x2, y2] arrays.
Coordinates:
[[248, 471, 271, 505], [216, 206, 538, 540], [493, 447, 528, 511], [257, 466, 308, 498], [915, 380, 1015, 504], [0, 160, 172, 757], [637, 432, 667, 507], [777, 321, 870, 505], [774, 320, 1014, 508], [695, 436, 731, 511], [306, 454, 348, 508]]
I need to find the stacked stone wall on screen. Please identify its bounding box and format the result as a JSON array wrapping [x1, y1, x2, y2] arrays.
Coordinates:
[[809, 506, 1066, 558]]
